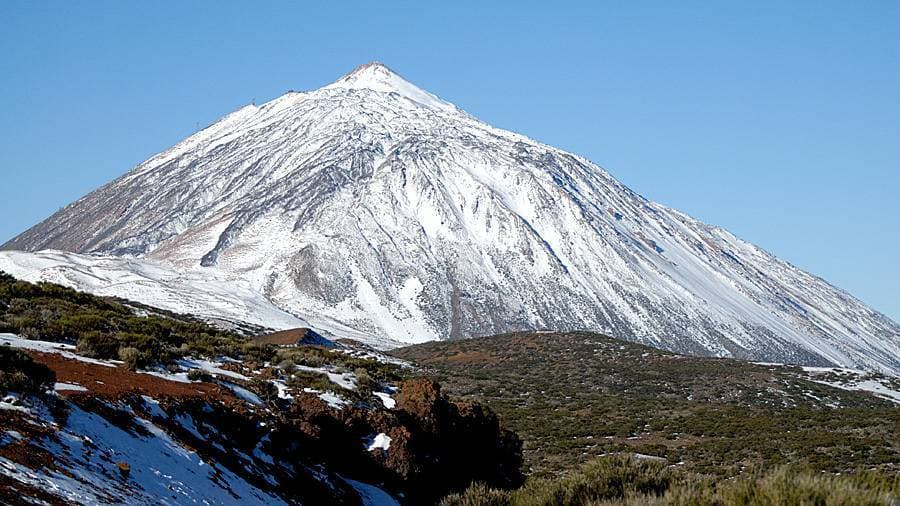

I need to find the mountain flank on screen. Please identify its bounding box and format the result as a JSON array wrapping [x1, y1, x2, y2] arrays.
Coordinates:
[[1, 62, 897, 373], [393, 331, 900, 479]]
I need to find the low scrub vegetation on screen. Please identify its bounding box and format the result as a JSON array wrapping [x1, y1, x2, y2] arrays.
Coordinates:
[[275, 345, 403, 383], [0, 346, 55, 395], [285, 369, 336, 393], [0, 271, 261, 368], [441, 455, 900, 505], [395, 332, 900, 480], [0, 274, 521, 504]]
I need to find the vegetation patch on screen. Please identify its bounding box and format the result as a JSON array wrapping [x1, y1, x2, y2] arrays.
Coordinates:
[[275, 345, 405, 383], [0, 271, 525, 504], [0, 271, 263, 368], [394, 332, 900, 479], [0, 346, 55, 395], [441, 454, 900, 505]]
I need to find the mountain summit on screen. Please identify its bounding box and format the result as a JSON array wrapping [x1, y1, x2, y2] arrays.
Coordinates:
[[323, 61, 454, 112], [4, 63, 899, 373]]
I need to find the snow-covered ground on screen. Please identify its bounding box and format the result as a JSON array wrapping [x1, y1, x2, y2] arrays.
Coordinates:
[[2, 332, 366, 411], [342, 476, 401, 506], [0, 250, 307, 333], [3, 404, 288, 505], [0, 332, 404, 505], [0, 392, 399, 505], [366, 432, 392, 452], [374, 391, 396, 409], [53, 382, 88, 392], [0, 333, 118, 368], [800, 366, 900, 405]]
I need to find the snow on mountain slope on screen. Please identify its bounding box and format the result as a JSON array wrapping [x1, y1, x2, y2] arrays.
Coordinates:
[[0, 250, 304, 331], [3, 62, 899, 373], [0, 249, 396, 345]]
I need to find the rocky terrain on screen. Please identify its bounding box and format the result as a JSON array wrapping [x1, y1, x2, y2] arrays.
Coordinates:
[[1, 273, 897, 504], [0, 273, 521, 504]]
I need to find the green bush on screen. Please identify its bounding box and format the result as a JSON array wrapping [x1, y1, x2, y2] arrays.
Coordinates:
[[250, 378, 279, 405], [286, 369, 336, 393], [118, 347, 142, 371], [116, 332, 172, 365], [713, 467, 900, 506], [76, 332, 120, 359], [59, 313, 113, 336], [187, 369, 213, 382], [440, 455, 900, 505], [274, 346, 404, 383], [275, 347, 329, 368], [0, 272, 255, 368], [395, 332, 900, 478], [181, 333, 221, 357], [516, 456, 672, 504], [355, 367, 374, 396], [219, 341, 274, 363], [0, 346, 55, 395]]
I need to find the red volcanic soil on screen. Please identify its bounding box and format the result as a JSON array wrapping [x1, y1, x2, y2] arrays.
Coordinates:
[[253, 328, 314, 346], [25, 351, 230, 401]]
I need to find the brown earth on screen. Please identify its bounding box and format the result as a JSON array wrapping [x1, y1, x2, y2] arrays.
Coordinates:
[[26, 351, 226, 401], [252, 327, 314, 346]]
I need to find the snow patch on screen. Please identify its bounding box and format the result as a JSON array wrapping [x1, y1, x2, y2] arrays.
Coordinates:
[[1, 333, 118, 368], [54, 382, 87, 392], [374, 392, 396, 409], [366, 433, 392, 452]]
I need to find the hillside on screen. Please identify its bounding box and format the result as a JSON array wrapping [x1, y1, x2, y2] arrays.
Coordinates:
[[3, 62, 898, 373], [2, 272, 898, 504], [393, 331, 900, 479], [0, 272, 522, 504]]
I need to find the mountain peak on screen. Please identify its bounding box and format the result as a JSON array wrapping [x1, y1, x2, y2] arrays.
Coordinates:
[[339, 61, 398, 82], [324, 61, 455, 112], [6, 62, 899, 375]]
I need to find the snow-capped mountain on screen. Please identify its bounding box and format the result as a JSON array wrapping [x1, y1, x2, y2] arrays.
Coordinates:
[[3, 62, 899, 373]]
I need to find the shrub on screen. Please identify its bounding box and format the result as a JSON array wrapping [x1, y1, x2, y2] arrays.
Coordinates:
[[355, 367, 374, 396], [512, 456, 672, 504], [76, 332, 119, 359], [1, 274, 254, 368], [187, 369, 213, 382], [250, 378, 279, 405], [59, 313, 112, 337], [181, 333, 221, 358], [274, 346, 404, 383], [440, 456, 900, 505], [714, 467, 900, 506], [286, 370, 335, 393], [220, 341, 274, 363], [440, 483, 510, 506], [275, 347, 329, 368], [118, 347, 142, 371], [0, 346, 55, 395], [116, 332, 174, 365]]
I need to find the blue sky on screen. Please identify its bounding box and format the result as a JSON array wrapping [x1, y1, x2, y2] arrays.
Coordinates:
[[1, 1, 898, 321]]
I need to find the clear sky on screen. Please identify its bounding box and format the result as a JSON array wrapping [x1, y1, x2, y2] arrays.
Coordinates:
[[1, 1, 898, 321]]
